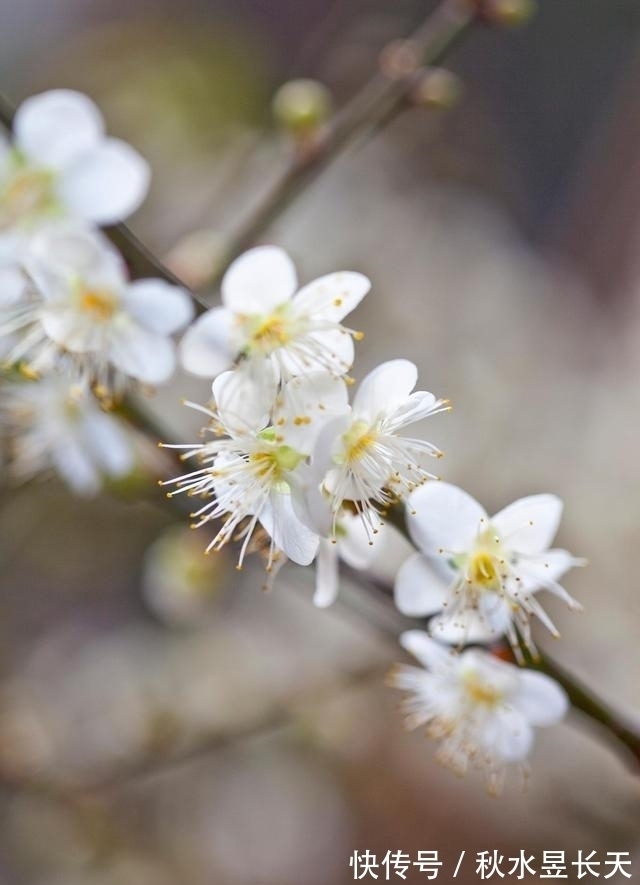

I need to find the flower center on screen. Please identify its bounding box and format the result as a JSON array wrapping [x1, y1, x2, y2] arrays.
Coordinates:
[[61, 397, 83, 423], [1, 165, 56, 228], [244, 308, 292, 354], [78, 288, 119, 322], [341, 419, 377, 462], [250, 440, 305, 482], [467, 550, 500, 588], [461, 671, 503, 708]]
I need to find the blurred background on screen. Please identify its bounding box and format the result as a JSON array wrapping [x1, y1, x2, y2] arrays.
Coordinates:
[[1, 0, 639, 882]]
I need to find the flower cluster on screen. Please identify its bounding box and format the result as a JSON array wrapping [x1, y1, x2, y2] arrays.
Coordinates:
[[0, 90, 193, 493], [165, 245, 448, 590], [169, 248, 584, 791], [1, 89, 587, 791]]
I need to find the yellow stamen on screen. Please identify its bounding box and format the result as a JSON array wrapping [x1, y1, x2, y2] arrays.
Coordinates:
[[79, 289, 118, 321], [462, 671, 503, 707]]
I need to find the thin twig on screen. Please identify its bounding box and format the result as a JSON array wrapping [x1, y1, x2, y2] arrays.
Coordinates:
[[0, 660, 387, 796], [0, 0, 476, 310], [203, 0, 476, 291]]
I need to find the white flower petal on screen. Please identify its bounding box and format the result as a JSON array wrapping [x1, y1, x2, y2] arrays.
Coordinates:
[[479, 707, 533, 762], [25, 223, 126, 290], [313, 538, 339, 607], [336, 511, 378, 569], [291, 468, 334, 537], [124, 279, 194, 334], [222, 245, 297, 314], [492, 494, 563, 554], [400, 630, 452, 671], [477, 592, 515, 636], [0, 231, 28, 269], [394, 552, 448, 616], [352, 359, 418, 422], [512, 670, 568, 727], [59, 138, 150, 224], [428, 607, 506, 645], [81, 410, 134, 478], [40, 306, 106, 353], [213, 365, 276, 435], [292, 271, 370, 322], [517, 548, 582, 594], [179, 307, 235, 377], [274, 371, 349, 450], [14, 89, 104, 169], [259, 493, 320, 566], [407, 482, 488, 557], [52, 438, 101, 496], [277, 326, 355, 378], [108, 322, 176, 384], [0, 266, 28, 305]]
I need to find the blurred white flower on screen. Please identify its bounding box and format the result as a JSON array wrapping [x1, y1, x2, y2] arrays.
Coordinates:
[[308, 359, 448, 538], [142, 525, 230, 626], [395, 483, 585, 654], [0, 89, 149, 233], [179, 245, 370, 381], [0, 225, 193, 395], [391, 630, 568, 792], [164, 370, 349, 567], [0, 374, 135, 495]]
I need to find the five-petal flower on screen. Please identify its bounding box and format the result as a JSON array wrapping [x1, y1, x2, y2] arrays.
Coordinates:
[[0, 374, 135, 495], [180, 245, 370, 382], [163, 370, 350, 567], [395, 482, 585, 654], [308, 359, 449, 537], [0, 89, 149, 233], [1, 225, 193, 396], [390, 630, 568, 792]]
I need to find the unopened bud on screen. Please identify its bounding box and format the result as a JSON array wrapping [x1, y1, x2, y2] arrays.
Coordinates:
[[411, 68, 463, 110], [480, 0, 536, 27], [272, 79, 332, 137], [379, 39, 421, 80]]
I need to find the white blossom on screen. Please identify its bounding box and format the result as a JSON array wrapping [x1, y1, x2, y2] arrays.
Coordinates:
[[163, 370, 349, 567], [390, 630, 568, 792], [308, 359, 449, 538], [0, 225, 193, 396], [0, 89, 149, 235], [179, 245, 370, 382], [395, 482, 585, 655], [0, 374, 135, 495]]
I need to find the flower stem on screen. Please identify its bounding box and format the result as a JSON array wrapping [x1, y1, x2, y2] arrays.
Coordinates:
[[519, 645, 640, 771], [203, 0, 476, 290]]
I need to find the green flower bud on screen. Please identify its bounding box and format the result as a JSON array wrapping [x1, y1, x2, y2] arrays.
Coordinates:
[[481, 0, 537, 27], [411, 68, 464, 110], [272, 79, 332, 137]]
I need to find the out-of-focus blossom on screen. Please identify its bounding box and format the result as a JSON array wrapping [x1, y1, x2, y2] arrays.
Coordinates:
[[395, 483, 584, 653], [142, 525, 231, 626], [0, 89, 149, 234], [179, 245, 370, 382], [308, 359, 448, 538], [0, 225, 193, 395], [390, 630, 568, 792], [164, 370, 349, 566], [0, 374, 135, 495]]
